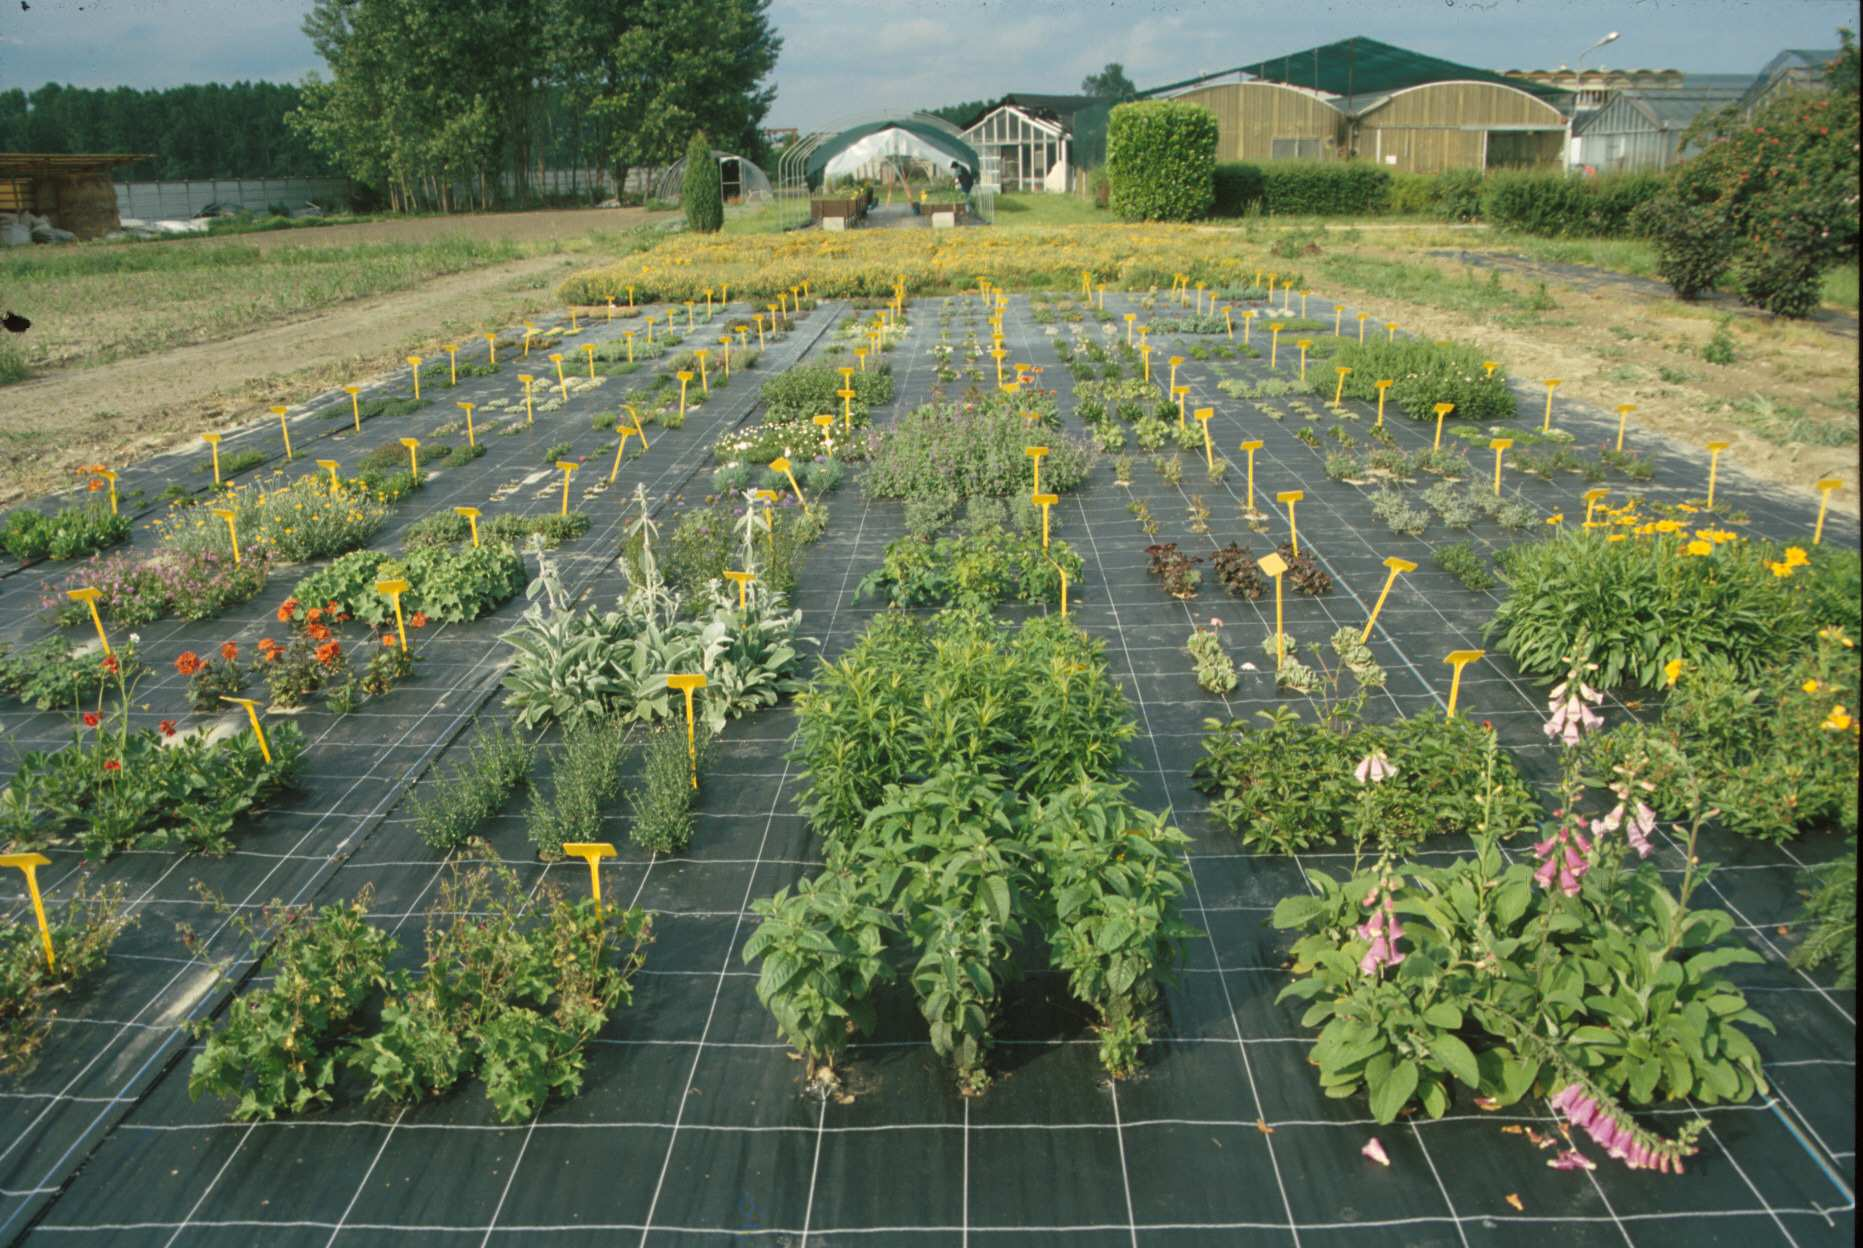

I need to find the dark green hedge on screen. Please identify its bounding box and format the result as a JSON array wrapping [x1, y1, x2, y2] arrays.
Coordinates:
[[1479, 170, 1666, 237], [1108, 101, 1218, 221], [1212, 161, 1391, 216]]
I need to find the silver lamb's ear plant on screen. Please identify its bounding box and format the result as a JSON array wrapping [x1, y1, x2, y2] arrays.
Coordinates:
[[738, 489, 764, 579]]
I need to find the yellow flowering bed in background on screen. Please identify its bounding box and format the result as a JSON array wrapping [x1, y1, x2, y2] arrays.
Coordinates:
[[559, 225, 1261, 305]]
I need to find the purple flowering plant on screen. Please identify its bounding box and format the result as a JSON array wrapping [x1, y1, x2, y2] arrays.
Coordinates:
[[1273, 637, 1771, 1176]]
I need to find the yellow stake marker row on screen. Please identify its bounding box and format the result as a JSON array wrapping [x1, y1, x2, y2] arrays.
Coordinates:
[[562, 842, 615, 911], [1239, 440, 1262, 514], [1705, 441, 1730, 510], [1026, 445, 1049, 497], [519, 374, 537, 424], [1813, 478, 1842, 544], [408, 355, 423, 399], [1490, 438, 1513, 496], [270, 406, 294, 460], [1432, 402, 1454, 451], [1032, 492, 1058, 549], [724, 569, 756, 609], [1278, 490, 1304, 555], [555, 460, 579, 515], [1375, 379, 1393, 427], [317, 458, 340, 491], [99, 469, 118, 515], [345, 385, 362, 432], [202, 432, 223, 485], [455, 506, 481, 547], [1542, 379, 1561, 432], [211, 507, 240, 564], [770, 456, 806, 508], [1195, 407, 1214, 471], [1616, 403, 1635, 452], [401, 437, 420, 480], [66, 587, 111, 656]]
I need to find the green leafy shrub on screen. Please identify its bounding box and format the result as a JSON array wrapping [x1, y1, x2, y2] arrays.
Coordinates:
[[1581, 629, 1860, 842], [347, 851, 651, 1123], [629, 727, 708, 854], [863, 399, 1094, 522], [682, 130, 723, 233], [1435, 541, 1496, 590], [854, 530, 1081, 610], [0, 501, 131, 562], [1107, 100, 1217, 222], [188, 886, 396, 1121], [1188, 625, 1237, 693], [3, 880, 134, 1077], [1790, 839, 1856, 988], [1, 688, 305, 859], [792, 612, 1135, 847], [410, 724, 536, 851], [1212, 162, 1391, 216], [1194, 652, 1537, 854], [1319, 338, 1516, 424], [0, 636, 143, 711], [290, 543, 527, 628], [1488, 529, 1842, 690], [1479, 171, 1666, 237], [662, 497, 822, 600], [42, 546, 268, 627], [527, 715, 629, 858]]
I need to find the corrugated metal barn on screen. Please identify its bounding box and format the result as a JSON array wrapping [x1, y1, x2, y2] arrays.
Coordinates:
[[1573, 86, 1747, 172], [1167, 82, 1346, 162], [1352, 80, 1569, 173]]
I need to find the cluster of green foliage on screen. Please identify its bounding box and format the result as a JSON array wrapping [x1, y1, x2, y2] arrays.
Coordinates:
[[293, 0, 781, 211], [527, 715, 630, 858], [0, 637, 142, 712], [1193, 629, 1537, 854], [2, 881, 135, 1078], [629, 727, 708, 854], [1434, 540, 1497, 591], [1275, 733, 1771, 1150], [1583, 626, 1860, 843], [1107, 100, 1217, 222], [1636, 35, 1858, 314], [1, 710, 304, 859], [411, 724, 536, 851], [289, 544, 528, 628], [502, 517, 808, 734], [0, 502, 131, 562], [403, 509, 589, 552], [0, 81, 328, 180], [854, 530, 1081, 610], [750, 612, 1197, 1091], [1790, 839, 1856, 988], [1488, 531, 1856, 690], [1213, 162, 1389, 216], [1478, 170, 1667, 237], [664, 497, 825, 600], [189, 861, 651, 1125], [1317, 339, 1517, 424], [863, 397, 1094, 535]]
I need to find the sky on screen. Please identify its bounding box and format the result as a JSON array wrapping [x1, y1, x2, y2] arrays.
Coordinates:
[[1, 0, 1856, 129]]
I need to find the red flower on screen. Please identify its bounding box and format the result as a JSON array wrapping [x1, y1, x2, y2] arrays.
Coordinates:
[[220, 641, 239, 662], [175, 651, 204, 677], [82, 711, 101, 728], [103, 759, 121, 772], [409, 612, 429, 629], [102, 654, 120, 674], [314, 641, 342, 666], [324, 600, 341, 615], [159, 719, 177, 737]]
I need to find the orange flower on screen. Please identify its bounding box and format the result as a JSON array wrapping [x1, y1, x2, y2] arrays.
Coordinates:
[[314, 640, 342, 666], [409, 612, 429, 629], [306, 607, 325, 625], [307, 622, 332, 642], [88, 478, 104, 492], [276, 597, 300, 623], [174, 651, 204, 677], [220, 641, 239, 662], [382, 633, 399, 647]]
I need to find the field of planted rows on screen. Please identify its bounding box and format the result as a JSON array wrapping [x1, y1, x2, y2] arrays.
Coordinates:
[[0, 249, 1855, 1245]]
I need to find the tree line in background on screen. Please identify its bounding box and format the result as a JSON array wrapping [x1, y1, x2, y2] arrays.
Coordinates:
[[0, 82, 328, 180], [293, 0, 780, 212], [5, 0, 781, 211]]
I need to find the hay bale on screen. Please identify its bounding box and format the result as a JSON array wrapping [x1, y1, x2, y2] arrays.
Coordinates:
[[35, 171, 121, 240]]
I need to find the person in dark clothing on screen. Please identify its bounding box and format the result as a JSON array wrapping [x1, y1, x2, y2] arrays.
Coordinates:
[[952, 161, 974, 210]]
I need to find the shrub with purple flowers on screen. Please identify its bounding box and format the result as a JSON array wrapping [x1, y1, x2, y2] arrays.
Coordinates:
[[43, 547, 270, 628]]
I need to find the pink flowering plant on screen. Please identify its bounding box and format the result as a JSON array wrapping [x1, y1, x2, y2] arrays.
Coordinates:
[[1273, 642, 1771, 1175]]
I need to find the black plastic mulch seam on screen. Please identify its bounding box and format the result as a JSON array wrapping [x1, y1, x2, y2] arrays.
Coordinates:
[[0, 300, 844, 1244], [2, 292, 1855, 1247]]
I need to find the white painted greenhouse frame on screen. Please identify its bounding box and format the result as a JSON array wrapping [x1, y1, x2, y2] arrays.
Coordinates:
[[961, 104, 1069, 192], [650, 151, 774, 208]]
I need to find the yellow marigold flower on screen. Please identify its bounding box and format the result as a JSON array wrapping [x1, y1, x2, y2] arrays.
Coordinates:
[[1678, 503, 1699, 513], [1769, 561, 1793, 578], [1546, 513, 1564, 525], [1804, 679, 1822, 694], [1823, 705, 1853, 732], [1686, 540, 1713, 556], [1654, 519, 1683, 534], [1784, 546, 1809, 567], [1665, 658, 1685, 687], [1607, 533, 1628, 543]]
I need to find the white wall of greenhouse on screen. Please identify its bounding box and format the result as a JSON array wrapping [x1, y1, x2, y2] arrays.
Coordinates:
[[962, 105, 1068, 192]]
